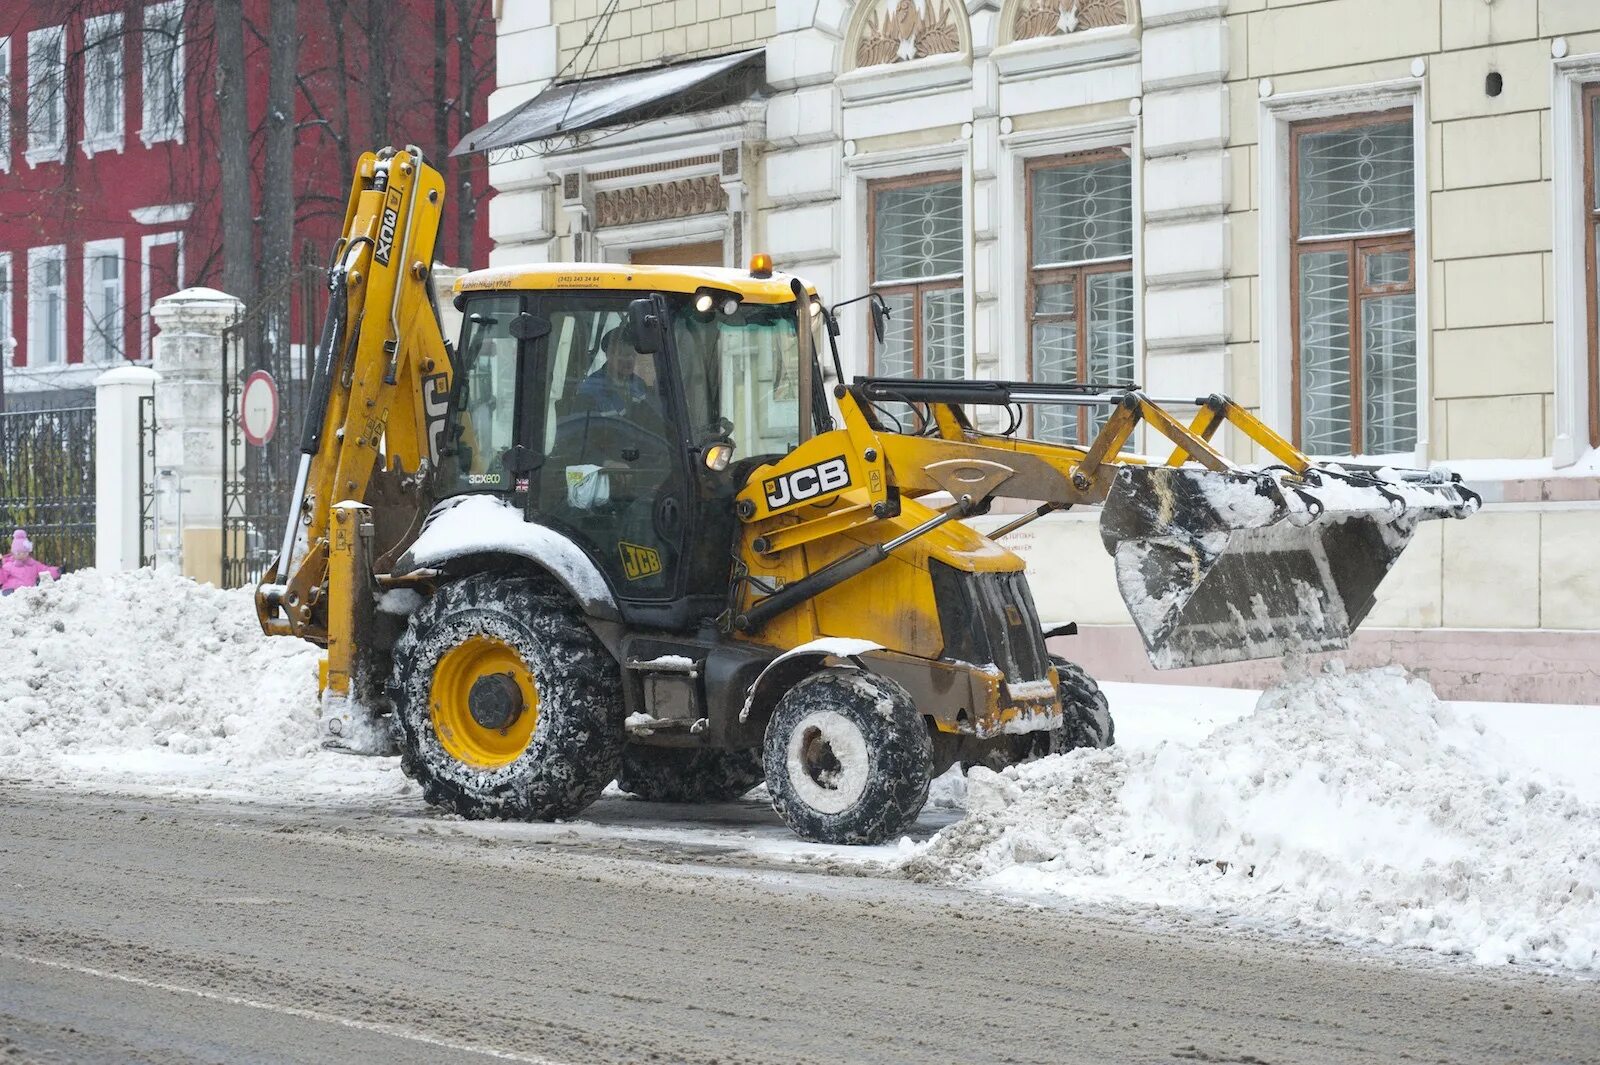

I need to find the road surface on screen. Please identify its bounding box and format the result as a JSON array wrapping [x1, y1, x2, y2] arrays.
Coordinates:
[[0, 786, 1595, 1064]]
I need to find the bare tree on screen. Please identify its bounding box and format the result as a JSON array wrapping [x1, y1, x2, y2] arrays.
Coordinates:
[[260, 0, 298, 369], [215, 0, 256, 309]]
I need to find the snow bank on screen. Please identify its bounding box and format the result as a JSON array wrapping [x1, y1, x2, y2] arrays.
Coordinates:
[[0, 569, 407, 798], [905, 664, 1600, 973]]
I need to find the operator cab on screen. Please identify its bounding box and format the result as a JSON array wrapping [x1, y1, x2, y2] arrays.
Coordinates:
[[445, 262, 830, 629]]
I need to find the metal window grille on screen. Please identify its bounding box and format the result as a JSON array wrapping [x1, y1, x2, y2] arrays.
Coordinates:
[[1290, 111, 1417, 456]]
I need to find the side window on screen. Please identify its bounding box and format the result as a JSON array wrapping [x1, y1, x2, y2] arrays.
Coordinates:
[[448, 294, 520, 492]]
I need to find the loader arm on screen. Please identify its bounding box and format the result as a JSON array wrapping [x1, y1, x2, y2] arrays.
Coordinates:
[[255, 148, 453, 703], [737, 377, 1479, 669]]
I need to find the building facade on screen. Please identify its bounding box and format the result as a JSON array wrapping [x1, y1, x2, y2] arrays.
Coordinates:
[[475, 0, 1600, 701], [0, 1, 493, 412]]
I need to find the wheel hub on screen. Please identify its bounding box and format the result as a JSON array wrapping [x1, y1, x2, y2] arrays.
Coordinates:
[[468, 672, 524, 731]]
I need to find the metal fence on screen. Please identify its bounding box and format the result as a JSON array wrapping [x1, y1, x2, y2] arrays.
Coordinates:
[[220, 257, 321, 589], [0, 405, 97, 572]]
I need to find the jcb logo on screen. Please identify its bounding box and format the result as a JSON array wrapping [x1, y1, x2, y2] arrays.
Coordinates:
[[374, 188, 403, 266], [763, 456, 851, 511], [619, 541, 662, 581]]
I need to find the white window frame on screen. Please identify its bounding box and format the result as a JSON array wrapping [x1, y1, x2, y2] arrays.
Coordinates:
[[141, 1, 185, 146], [27, 245, 68, 367], [1258, 79, 1430, 467], [1550, 52, 1600, 468], [83, 237, 125, 364], [139, 230, 185, 361], [841, 140, 973, 382], [25, 25, 66, 167], [0, 37, 12, 174], [82, 13, 125, 157], [0, 251, 14, 366], [998, 119, 1143, 448]]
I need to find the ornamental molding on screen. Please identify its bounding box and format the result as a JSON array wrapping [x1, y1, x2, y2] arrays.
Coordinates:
[[1011, 0, 1128, 43], [851, 0, 965, 70], [593, 174, 728, 228]]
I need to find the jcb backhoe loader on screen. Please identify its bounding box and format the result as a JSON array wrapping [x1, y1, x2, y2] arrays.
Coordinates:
[[258, 147, 1479, 844]]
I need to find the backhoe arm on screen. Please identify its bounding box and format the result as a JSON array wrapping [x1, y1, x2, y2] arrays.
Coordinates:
[[256, 148, 453, 667]]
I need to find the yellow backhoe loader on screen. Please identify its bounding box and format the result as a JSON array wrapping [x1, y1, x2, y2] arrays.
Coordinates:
[[257, 147, 1478, 844]]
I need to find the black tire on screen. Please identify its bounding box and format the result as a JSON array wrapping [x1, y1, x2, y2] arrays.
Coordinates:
[[616, 745, 764, 803], [763, 669, 932, 845], [392, 573, 623, 820], [1049, 655, 1115, 753]]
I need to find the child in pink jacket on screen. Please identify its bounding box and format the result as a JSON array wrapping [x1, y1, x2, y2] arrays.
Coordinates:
[[0, 529, 61, 594]]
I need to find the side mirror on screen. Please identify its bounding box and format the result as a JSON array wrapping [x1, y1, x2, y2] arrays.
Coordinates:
[[869, 298, 890, 345], [629, 297, 666, 355]]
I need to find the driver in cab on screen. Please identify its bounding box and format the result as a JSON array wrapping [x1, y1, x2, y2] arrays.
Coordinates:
[[578, 326, 654, 415]]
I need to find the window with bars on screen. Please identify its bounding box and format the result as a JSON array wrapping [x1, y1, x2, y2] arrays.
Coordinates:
[[1291, 112, 1417, 456], [868, 174, 965, 386], [1026, 151, 1135, 445], [142, 2, 184, 143], [26, 25, 65, 163], [84, 14, 125, 153], [84, 240, 124, 363], [28, 245, 66, 367], [1583, 85, 1600, 448]]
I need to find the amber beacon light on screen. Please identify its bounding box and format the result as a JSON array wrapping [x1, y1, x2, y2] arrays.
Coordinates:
[[748, 252, 773, 278]]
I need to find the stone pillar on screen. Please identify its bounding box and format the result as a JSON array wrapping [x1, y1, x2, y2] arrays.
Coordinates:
[[93, 365, 161, 571], [150, 287, 245, 586]]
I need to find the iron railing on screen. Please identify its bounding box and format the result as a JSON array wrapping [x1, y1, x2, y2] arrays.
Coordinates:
[[0, 405, 97, 572]]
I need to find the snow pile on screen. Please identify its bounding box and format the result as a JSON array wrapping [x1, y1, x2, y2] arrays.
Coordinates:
[[906, 664, 1600, 973], [0, 569, 405, 797]]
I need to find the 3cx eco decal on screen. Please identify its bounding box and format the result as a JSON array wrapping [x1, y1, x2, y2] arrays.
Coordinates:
[[762, 456, 851, 511], [619, 541, 663, 581]]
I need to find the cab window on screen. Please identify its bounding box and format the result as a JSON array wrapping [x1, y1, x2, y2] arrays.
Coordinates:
[[447, 294, 520, 493]]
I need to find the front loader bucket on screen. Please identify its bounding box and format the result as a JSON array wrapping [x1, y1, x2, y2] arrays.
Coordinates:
[[1100, 465, 1477, 670]]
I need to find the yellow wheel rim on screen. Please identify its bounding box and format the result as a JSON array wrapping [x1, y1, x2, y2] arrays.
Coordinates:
[[429, 635, 541, 769]]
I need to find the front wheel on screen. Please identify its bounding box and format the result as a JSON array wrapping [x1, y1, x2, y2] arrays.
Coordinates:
[[392, 574, 623, 820], [763, 670, 932, 845], [1049, 656, 1114, 753]]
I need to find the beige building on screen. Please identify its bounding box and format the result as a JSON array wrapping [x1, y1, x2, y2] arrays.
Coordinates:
[[473, 0, 1600, 702]]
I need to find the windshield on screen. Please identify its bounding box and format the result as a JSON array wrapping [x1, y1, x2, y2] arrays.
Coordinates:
[[672, 299, 822, 461]]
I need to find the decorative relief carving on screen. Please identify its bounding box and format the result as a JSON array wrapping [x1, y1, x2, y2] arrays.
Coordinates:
[[593, 175, 728, 228], [1012, 0, 1127, 42], [855, 0, 961, 68]]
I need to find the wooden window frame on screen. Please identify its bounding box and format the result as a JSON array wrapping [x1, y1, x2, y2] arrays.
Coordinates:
[[1584, 84, 1600, 448], [1025, 150, 1134, 445], [1289, 109, 1416, 455], [866, 171, 963, 376]]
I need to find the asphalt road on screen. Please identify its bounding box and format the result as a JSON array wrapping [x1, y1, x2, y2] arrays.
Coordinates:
[[0, 786, 1595, 1065]]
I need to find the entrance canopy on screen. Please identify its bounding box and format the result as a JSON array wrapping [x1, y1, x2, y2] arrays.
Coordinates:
[[453, 49, 764, 156]]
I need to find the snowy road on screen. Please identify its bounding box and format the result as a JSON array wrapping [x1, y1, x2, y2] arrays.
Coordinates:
[[2, 786, 1596, 1065]]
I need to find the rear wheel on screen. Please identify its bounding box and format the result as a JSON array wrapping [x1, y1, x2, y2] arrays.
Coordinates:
[[616, 745, 764, 803], [392, 574, 622, 820], [763, 670, 932, 845], [1049, 656, 1114, 752]]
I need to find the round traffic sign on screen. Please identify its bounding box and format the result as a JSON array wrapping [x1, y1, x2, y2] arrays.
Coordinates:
[[240, 370, 280, 446]]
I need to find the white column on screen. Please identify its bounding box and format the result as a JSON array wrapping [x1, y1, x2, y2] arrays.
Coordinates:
[[93, 365, 160, 571], [150, 287, 245, 586]]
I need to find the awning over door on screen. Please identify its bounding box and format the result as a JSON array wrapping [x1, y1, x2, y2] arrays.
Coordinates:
[[452, 49, 764, 156]]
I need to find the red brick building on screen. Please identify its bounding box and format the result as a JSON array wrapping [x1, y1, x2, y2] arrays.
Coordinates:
[[0, 1, 494, 411]]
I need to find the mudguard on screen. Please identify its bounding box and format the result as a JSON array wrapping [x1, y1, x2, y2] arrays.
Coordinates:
[[395, 494, 620, 621]]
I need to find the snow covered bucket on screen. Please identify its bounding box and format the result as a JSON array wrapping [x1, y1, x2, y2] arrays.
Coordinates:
[[1099, 465, 1479, 670]]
